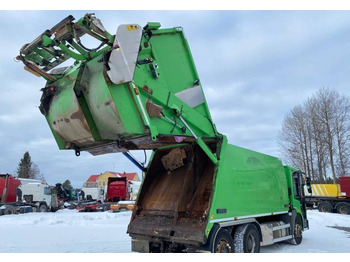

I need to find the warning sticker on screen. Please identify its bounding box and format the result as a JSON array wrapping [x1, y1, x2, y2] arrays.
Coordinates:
[[126, 25, 139, 31]]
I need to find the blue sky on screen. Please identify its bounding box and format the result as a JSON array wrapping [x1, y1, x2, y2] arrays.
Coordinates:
[[1, 10, 350, 187]]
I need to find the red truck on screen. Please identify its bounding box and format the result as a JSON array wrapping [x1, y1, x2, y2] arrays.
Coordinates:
[[106, 177, 130, 202], [0, 173, 58, 215], [0, 174, 21, 202], [79, 177, 133, 212], [0, 174, 34, 214]]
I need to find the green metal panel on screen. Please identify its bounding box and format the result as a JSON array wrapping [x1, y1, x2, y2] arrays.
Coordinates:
[[205, 136, 289, 235], [19, 15, 218, 156]]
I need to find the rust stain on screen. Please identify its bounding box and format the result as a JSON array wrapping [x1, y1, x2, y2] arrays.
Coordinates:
[[70, 111, 84, 120], [146, 100, 162, 119], [142, 85, 153, 95], [161, 147, 186, 172], [128, 144, 215, 245]]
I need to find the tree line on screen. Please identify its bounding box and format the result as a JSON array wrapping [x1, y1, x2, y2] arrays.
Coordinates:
[[278, 88, 350, 183]]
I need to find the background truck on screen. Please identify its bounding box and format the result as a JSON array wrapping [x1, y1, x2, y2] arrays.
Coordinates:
[[0, 174, 58, 214], [17, 14, 309, 252], [55, 183, 78, 202], [19, 181, 58, 212], [305, 177, 350, 215], [106, 177, 130, 202], [79, 182, 104, 202], [78, 177, 134, 212]]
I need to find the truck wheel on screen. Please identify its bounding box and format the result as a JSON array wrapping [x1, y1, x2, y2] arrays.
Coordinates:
[[289, 215, 303, 245], [39, 204, 48, 212], [4, 206, 16, 215], [336, 202, 350, 215], [318, 201, 334, 213], [212, 228, 234, 253], [233, 224, 260, 253]]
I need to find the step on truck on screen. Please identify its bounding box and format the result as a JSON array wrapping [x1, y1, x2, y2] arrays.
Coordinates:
[[17, 13, 309, 252], [305, 177, 350, 215]]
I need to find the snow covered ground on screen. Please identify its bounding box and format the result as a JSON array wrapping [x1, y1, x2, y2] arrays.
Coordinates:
[[0, 209, 349, 253]]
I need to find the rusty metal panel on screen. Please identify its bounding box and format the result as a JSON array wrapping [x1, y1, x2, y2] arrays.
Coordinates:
[[161, 147, 186, 172], [128, 145, 215, 245]]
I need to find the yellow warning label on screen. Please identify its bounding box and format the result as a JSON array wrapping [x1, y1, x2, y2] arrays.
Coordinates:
[[126, 25, 139, 31]]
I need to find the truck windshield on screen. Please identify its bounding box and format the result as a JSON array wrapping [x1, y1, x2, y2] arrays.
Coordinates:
[[44, 187, 51, 195]]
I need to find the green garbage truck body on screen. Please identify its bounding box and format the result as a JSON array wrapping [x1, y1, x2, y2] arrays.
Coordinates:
[[18, 14, 308, 252], [129, 138, 308, 252]]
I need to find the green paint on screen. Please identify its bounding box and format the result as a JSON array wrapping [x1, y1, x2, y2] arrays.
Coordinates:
[[20, 15, 308, 251]]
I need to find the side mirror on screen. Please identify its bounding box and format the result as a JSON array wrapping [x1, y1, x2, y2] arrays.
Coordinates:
[[306, 177, 312, 194]]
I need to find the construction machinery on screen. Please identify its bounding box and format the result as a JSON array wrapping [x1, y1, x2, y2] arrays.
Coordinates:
[[17, 13, 309, 252]]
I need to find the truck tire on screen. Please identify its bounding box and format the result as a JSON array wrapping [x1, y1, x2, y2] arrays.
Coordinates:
[[289, 215, 303, 245], [39, 204, 48, 212], [233, 224, 260, 253], [212, 228, 234, 253], [336, 202, 350, 215], [318, 201, 334, 213], [4, 205, 16, 215]]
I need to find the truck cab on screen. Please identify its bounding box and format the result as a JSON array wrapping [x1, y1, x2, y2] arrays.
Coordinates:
[[106, 177, 130, 202], [284, 166, 310, 242], [80, 183, 104, 202], [18, 182, 55, 212]]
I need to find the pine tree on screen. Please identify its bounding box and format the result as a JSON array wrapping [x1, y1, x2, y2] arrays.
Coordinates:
[[16, 152, 45, 181], [17, 151, 33, 179]]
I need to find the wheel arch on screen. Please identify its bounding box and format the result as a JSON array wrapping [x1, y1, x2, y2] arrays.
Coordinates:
[[39, 201, 48, 207], [296, 211, 304, 229]]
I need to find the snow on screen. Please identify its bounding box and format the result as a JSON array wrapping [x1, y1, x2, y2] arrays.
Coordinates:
[[0, 209, 349, 253], [261, 210, 350, 253], [0, 209, 132, 253]]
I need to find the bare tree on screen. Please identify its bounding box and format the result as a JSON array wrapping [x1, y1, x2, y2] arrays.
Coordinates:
[[333, 94, 350, 177], [278, 88, 350, 182], [313, 88, 338, 182], [278, 105, 311, 178]]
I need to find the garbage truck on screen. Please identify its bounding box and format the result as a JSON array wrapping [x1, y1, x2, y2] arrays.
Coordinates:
[[17, 13, 309, 252]]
